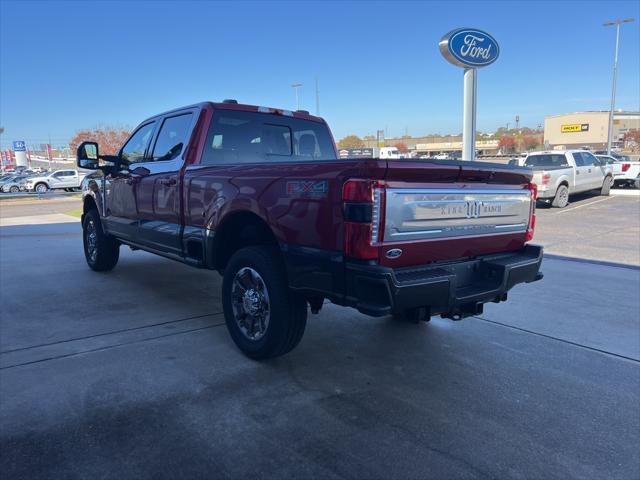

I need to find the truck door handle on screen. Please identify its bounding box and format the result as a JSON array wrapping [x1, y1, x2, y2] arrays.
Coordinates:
[[159, 178, 177, 186]]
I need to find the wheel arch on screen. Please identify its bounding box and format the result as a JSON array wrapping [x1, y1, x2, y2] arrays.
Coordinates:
[[208, 210, 280, 271]]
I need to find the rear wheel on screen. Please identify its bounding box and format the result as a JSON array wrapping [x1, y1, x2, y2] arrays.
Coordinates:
[[600, 176, 612, 196], [82, 209, 119, 271], [551, 185, 569, 208], [222, 246, 307, 359], [9, 186, 19, 193]]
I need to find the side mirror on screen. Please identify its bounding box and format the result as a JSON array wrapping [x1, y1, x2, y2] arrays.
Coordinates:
[[77, 141, 100, 170]]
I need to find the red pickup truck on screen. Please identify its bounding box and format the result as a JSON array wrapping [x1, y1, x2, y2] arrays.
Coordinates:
[[77, 101, 543, 359]]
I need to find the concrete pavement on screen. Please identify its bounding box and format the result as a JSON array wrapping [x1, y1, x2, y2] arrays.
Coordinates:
[[1, 217, 639, 479]]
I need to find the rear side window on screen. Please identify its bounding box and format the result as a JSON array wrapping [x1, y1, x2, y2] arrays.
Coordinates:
[[524, 154, 568, 167], [121, 122, 156, 165], [151, 113, 193, 161], [201, 110, 336, 165]]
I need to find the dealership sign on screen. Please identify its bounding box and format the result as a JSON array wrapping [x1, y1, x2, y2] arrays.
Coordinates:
[[439, 28, 500, 68], [12, 140, 26, 152], [561, 123, 589, 133]]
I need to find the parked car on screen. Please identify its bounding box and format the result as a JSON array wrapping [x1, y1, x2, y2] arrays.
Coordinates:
[[596, 155, 640, 188], [524, 150, 613, 207], [433, 153, 450, 160], [0, 175, 28, 193], [23, 169, 85, 193], [76, 100, 542, 359], [594, 150, 630, 162]]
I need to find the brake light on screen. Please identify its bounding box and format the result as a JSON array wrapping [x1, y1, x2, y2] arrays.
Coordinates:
[[622, 163, 631, 172], [525, 182, 537, 242], [342, 179, 384, 259], [541, 173, 551, 185]]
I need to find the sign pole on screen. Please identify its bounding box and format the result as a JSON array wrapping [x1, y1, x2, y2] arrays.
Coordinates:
[[462, 68, 477, 161], [439, 28, 499, 162]]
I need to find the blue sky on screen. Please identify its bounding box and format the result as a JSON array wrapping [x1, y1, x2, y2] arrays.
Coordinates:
[[1, 0, 639, 148]]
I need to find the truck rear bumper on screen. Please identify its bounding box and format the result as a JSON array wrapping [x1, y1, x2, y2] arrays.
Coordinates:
[[344, 244, 543, 317]]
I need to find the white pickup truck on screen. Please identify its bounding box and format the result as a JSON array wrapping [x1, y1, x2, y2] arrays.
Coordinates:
[[524, 150, 613, 208], [596, 154, 640, 188], [23, 169, 85, 193]]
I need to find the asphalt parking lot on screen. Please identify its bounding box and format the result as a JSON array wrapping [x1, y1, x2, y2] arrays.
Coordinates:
[[1, 192, 639, 479]]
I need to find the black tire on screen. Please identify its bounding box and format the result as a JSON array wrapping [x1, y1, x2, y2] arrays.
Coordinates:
[[82, 209, 119, 271], [35, 183, 48, 193], [600, 176, 612, 196], [9, 186, 19, 193], [551, 184, 569, 208], [222, 246, 307, 359]]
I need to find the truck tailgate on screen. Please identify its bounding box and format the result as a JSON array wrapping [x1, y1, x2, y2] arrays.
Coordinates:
[[379, 160, 534, 267]]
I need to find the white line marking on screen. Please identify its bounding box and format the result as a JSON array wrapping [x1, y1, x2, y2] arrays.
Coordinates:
[[553, 196, 614, 214]]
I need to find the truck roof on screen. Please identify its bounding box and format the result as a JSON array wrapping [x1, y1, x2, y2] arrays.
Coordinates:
[[143, 101, 326, 125], [526, 150, 589, 155]]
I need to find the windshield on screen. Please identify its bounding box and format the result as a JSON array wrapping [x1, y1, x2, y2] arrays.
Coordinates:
[[596, 156, 617, 164], [525, 154, 569, 167]]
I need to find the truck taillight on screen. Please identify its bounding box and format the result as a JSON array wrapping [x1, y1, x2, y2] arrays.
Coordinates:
[[541, 173, 551, 185], [342, 179, 384, 260], [525, 182, 537, 242], [622, 163, 631, 172]]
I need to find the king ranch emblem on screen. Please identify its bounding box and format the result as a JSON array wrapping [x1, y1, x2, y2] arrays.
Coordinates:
[[441, 201, 502, 219]]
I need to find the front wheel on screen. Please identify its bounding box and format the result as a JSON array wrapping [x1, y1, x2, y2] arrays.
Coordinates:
[[9, 186, 19, 193], [35, 183, 48, 194], [222, 246, 307, 359], [82, 209, 120, 271], [600, 177, 612, 196]]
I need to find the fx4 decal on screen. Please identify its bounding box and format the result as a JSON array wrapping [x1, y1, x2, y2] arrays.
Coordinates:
[[286, 180, 328, 198]]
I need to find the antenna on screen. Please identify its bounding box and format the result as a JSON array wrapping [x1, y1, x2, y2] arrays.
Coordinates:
[[315, 76, 320, 116]]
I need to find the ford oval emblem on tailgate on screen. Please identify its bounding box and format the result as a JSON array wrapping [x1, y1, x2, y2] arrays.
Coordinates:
[[386, 248, 403, 259]]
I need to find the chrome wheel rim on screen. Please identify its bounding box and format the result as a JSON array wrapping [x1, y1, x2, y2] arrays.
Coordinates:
[[559, 189, 568, 205], [36, 184, 46, 193], [231, 267, 270, 341], [86, 219, 98, 263]]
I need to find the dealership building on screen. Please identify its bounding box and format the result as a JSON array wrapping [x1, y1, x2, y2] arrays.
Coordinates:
[[544, 111, 639, 150]]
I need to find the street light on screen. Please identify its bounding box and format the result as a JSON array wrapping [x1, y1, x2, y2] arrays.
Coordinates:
[[603, 17, 634, 155], [291, 83, 303, 111]]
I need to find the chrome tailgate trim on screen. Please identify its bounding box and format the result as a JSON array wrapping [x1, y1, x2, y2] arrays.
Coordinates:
[[384, 188, 530, 242]]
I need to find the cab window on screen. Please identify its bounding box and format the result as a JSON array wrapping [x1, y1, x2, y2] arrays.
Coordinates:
[[120, 122, 156, 165], [580, 152, 597, 166], [201, 110, 336, 165], [151, 113, 193, 161]]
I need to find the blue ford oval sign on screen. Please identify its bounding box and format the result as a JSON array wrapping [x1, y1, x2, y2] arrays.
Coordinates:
[[439, 28, 499, 68]]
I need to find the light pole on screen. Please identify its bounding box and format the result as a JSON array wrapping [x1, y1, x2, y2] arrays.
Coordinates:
[[291, 83, 302, 111], [603, 18, 634, 155]]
